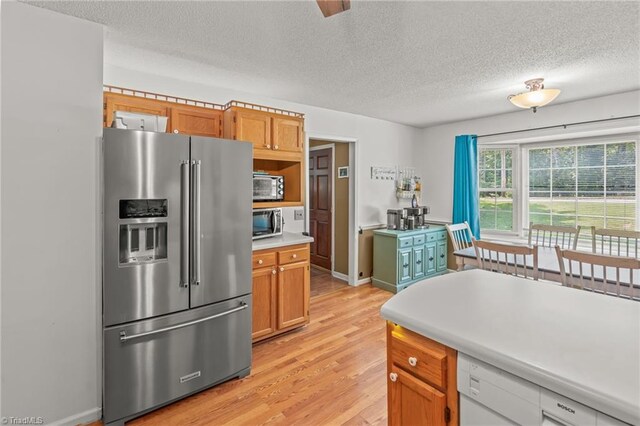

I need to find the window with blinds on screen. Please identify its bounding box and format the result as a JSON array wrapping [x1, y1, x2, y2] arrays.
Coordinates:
[[527, 141, 636, 231], [479, 148, 515, 232]]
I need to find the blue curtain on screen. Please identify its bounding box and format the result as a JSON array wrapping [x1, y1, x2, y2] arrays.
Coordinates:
[[452, 135, 481, 238]]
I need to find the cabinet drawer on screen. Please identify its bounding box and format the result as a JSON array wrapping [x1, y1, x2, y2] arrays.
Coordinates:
[[437, 232, 447, 241], [278, 246, 309, 265], [413, 234, 426, 245], [390, 327, 447, 389], [399, 237, 413, 248], [252, 252, 276, 269], [426, 233, 437, 242]]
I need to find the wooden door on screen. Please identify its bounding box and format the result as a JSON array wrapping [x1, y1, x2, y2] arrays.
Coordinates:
[[389, 367, 447, 426], [309, 148, 332, 270], [234, 110, 272, 152], [412, 246, 425, 280], [277, 261, 310, 329], [170, 106, 222, 137], [425, 242, 437, 274], [104, 93, 170, 128], [252, 267, 277, 340], [437, 241, 447, 271], [272, 117, 303, 153], [398, 249, 412, 284]]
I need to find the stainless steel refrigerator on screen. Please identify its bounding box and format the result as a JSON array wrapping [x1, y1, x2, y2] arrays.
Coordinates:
[[102, 128, 252, 425]]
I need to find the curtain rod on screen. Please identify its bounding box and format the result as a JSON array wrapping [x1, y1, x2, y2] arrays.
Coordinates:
[[476, 114, 640, 139]]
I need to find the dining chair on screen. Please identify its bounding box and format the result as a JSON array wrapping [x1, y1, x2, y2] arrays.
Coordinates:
[[472, 238, 539, 280], [555, 246, 640, 300], [590, 227, 640, 258], [445, 221, 473, 252], [528, 222, 581, 250]]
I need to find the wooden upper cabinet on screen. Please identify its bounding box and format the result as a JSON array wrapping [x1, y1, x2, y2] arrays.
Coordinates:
[[170, 105, 223, 138], [233, 109, 272, 151], [272, 117, 304, 153], [104, 93, 170, 128]]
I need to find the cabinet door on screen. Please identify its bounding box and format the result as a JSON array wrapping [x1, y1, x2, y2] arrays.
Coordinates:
[[425, 242, 437, 275], [104, 93, 170, 128], [412, 246, 425, 280], [252, 267, 277, 340], [436, 241, 447, 271], [277, 261, 310, 329], [234, 110, 272, 152], [398, 249, 412, 284], [272, 116, 303, 153], [389, 367, 447, 426], [170, 106, 222, 137]]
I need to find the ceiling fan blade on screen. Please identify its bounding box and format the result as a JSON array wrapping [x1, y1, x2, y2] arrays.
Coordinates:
[[316, 0, 351, 18]]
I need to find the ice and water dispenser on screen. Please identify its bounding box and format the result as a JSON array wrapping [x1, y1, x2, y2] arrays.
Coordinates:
[[118, 199, 168, 265]]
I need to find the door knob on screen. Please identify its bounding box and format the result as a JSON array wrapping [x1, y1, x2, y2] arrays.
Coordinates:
[[280, 267, 285, 272], [408, 357, 418, 367], [258, 259, 263, 265], [389, 372, 398, 382]]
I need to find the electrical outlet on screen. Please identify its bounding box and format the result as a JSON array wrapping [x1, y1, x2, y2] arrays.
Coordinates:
[[294, 209, 304, 220]]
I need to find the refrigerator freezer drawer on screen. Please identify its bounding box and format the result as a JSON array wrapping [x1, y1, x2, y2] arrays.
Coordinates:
[[103, 295, 252, 424]]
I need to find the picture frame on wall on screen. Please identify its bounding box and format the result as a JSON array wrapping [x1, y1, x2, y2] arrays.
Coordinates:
[[338, 166, 349, 179]]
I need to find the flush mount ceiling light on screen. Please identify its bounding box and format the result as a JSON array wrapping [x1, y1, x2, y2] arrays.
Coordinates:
[[508, 78, 560, 113]]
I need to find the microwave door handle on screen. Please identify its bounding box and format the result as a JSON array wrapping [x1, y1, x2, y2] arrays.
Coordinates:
[[192, 160, 202, 286], [272, 211, 277, 233], [180, 161, 189, 288]]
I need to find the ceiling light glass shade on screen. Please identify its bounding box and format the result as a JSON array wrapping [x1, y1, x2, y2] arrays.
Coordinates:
[[508, 88, 561, 109]]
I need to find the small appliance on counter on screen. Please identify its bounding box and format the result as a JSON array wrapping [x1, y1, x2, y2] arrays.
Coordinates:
[[387, 206, 430, 231], [252, 207, 283, 239], [253, 172, 284, 201]]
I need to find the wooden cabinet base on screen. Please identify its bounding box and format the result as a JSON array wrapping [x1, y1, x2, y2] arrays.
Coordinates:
[[387, 322, 458, 425], [252, 244, 310, 343]]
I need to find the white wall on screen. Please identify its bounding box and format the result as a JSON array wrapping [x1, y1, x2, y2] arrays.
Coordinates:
[[1, 3, 103, 424], [417, 90, 640, 222], [104, 64, 423, 231]]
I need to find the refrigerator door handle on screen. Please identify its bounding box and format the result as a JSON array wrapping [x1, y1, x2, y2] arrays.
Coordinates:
[[180, 161, 190, 288], [191, 160, 202, 286], [119, 302, 248, 342]]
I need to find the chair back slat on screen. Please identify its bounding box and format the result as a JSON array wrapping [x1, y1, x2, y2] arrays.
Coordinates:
[[555, 246, 640, 301], [446, 221, 473, 252], [472, 238, 539, 280], [528, 222, 580, 250], [590, 227, 640, 258]]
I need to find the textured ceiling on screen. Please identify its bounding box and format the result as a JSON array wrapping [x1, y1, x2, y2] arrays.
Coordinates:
[[24, 1, 640, 128]]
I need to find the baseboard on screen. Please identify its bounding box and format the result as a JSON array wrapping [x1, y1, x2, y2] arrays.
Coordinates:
[[50, 407, 101, 426], [331, 271, 350, 282], [356, 277, 371, 286]]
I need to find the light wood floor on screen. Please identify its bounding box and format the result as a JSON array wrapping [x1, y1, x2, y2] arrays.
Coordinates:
[[310, 267, 350, 297], [92, 283, 392, 425]]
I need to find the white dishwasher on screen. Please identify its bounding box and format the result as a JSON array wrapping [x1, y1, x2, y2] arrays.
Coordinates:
[[457, 353, 629, 426]]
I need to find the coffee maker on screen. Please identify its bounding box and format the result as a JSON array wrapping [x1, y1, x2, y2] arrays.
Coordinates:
[[387, 207, 430, 231]]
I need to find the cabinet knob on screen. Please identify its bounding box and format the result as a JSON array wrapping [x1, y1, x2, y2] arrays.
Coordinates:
[[440, 254, 445, 258], [266, 144, 271, 149], [280, 267, 285, 272], [272, 269, 277, 275], [416, 259, 422, 264], [274, 145, 279, 150], [403, 263, 409, 268], [292, 254, 297, 259], [408, 357, 418, 367], [258, 259, 263, 265], [429, 257, 434, 261], [173, 129, 179, 134], [389, 372, 398, 382]]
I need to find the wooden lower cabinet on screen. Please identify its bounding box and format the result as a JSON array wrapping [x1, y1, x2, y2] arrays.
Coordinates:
[[387, 322, 458, 425], [252, 244, 310, 342]]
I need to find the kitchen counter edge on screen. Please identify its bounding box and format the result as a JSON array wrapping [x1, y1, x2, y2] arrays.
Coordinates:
[[252, 232, 314, 251]]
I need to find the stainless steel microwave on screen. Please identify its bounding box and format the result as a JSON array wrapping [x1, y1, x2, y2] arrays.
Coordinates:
[[252, 208, 283, 240], [253, 174, 284, 201]]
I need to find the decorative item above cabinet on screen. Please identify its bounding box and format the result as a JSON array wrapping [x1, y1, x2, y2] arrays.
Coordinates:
[[223, 101, 304, 161]]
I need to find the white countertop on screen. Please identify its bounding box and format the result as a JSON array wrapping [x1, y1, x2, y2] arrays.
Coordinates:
[[380, 269, 640, 425], [252, 231, 314, 251]]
